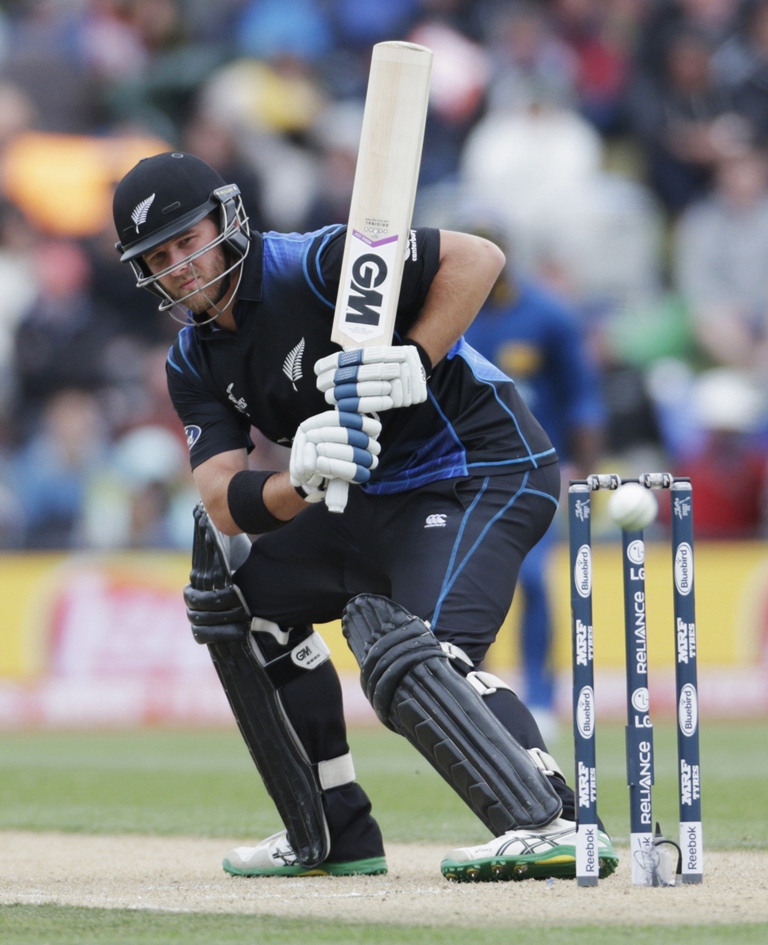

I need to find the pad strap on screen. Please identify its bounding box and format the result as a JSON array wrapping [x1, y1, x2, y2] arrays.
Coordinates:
[[528, 747, 565, 781], [318, 753, 356, 790]]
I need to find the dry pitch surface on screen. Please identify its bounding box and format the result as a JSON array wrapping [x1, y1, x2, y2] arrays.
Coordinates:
[[1, 833, 767, 927]]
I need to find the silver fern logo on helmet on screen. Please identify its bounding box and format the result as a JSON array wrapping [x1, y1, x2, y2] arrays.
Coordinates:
[[131, 194, 156, 232]]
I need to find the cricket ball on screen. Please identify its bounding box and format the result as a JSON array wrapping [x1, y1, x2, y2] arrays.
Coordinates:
[[607, 482, 658, 531]]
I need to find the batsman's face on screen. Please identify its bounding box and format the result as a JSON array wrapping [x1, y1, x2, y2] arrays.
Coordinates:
[[143, 217, 229, 315]]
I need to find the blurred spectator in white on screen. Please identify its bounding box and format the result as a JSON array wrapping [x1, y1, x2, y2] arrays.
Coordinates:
[[82, 424, 195, 549], [460, 36, 662, 317], [7, 388, 110, 548], [673, 146, 768, 372], [458, 43, 665, 475], [460, 69, 601, 271]]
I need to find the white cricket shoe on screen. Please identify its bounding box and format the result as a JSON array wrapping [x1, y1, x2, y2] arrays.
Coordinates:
[[441, 817, 618, 882], [223, 830, 388, 877]]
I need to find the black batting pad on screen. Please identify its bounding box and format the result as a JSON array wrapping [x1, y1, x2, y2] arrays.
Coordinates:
[[343, 594, 562, 834]]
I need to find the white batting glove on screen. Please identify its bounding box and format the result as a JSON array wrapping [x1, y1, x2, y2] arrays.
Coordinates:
[[289, 410, 382, 502], [315, 345, 429, 414]]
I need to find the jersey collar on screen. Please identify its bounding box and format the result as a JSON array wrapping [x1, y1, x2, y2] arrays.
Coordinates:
[[231, 231, 263, 330]]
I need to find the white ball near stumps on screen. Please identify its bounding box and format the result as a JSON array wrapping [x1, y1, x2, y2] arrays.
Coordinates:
[[607, 482, 658, 531]]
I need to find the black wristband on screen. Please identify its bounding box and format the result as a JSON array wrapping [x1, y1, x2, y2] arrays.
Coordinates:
[[227, 469, 286, 534], [407, 339, 433, 378]]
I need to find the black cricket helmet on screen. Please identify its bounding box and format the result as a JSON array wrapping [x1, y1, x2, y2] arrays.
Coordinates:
[[113, 151, 250, 319]]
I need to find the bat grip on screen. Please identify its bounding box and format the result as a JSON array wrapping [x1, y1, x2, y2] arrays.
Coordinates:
[[325, 478, 349, 514]]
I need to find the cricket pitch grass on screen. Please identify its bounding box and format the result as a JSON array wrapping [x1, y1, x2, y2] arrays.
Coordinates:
[[1, 723, 766, 942]]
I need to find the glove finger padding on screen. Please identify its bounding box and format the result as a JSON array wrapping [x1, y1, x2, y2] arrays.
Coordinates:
[[315, 345, 428, 413], [298, 410, 381, 438], [336, 394, 395, 414], [331, 382, 414, 413], [322, 379, 392, 404], [316, 363, 402, 392], [303, 425, 380, 449], [315, 345, 410, 379], [290, 410, 382, 498]]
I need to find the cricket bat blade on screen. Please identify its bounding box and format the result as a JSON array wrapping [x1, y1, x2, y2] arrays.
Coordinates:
[[326, 40, 432, 512]]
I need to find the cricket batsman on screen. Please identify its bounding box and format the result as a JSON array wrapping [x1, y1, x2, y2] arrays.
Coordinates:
[[112, 151, 619, 881]]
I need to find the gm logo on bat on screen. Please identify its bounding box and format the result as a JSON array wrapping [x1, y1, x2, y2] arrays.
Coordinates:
[[341, 230, 399, 342]]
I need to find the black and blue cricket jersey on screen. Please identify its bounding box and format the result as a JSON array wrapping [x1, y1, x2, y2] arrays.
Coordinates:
[[166, 225, 557, 492]]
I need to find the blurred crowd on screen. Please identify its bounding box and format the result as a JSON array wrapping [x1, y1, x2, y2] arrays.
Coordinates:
[[1, 0, 768, 550]]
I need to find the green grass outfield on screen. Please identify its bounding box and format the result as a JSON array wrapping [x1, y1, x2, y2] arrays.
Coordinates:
[[1, 720, 766, 943], [1, 908, 767, 945]]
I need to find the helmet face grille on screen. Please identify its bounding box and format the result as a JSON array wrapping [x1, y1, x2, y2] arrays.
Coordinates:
[[113, 152, 228, 261], [114, 153, 251, 321]]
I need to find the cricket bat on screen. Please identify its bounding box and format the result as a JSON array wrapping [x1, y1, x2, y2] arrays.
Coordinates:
[[325, 40, 433, 513]]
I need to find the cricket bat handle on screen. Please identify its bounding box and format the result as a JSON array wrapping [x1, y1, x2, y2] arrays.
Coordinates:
[[325, 477, 349, 514]]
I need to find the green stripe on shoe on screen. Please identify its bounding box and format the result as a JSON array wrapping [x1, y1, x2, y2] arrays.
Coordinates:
[[223, 855, 388, 877], [441, 843, 619, 883]]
